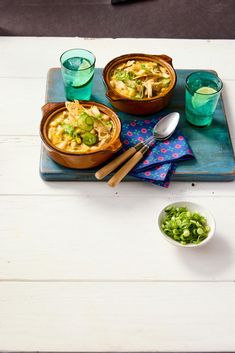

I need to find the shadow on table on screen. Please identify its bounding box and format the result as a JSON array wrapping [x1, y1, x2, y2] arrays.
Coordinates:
[[176, 235, 233, 276]]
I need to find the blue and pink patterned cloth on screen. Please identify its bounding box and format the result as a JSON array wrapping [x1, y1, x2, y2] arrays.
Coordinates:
[[121, 116, 194, 187]]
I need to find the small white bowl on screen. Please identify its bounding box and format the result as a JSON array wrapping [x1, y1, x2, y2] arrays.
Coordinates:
[[157, 201, 216, 248]]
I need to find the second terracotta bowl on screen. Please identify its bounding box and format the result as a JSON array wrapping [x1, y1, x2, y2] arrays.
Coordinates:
[[103, 53, 177, 115], [40, 101, 122, 169]]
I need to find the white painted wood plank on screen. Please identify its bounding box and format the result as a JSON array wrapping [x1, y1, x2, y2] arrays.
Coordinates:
[[0, 37, 235, 80], [0, 195, 234, 280], [0, 78, 45, 135], [1, 136, 235, 196], [0, 78, 235, 141], [0, 282, 235, 352]]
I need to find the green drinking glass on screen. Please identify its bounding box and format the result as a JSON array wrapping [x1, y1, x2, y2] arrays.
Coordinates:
[[60, 48, 96, 101], [185, 71, 223, 127]]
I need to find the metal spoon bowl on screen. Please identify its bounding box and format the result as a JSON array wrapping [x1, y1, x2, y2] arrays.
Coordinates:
[[151, 111, 180, 139], [130, 112, 180, 151]]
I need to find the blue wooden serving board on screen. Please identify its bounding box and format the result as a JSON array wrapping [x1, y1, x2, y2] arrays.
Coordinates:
[[40, 68, 235, 181]]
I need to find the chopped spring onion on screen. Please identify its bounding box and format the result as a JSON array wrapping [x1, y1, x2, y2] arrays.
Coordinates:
[[161, 206, 210, 245]]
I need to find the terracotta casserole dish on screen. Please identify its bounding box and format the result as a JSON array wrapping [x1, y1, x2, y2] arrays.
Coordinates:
[[40, 101, 122, 169], [103, 53, 177, 115]]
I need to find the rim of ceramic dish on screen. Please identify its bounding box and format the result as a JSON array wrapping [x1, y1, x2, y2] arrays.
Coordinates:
[[157, 201, 216, 248], [40, 102, 122, 156], [103, 53, 177, 102], [185, 70, 223, 96], [60, 48, 96, 71]]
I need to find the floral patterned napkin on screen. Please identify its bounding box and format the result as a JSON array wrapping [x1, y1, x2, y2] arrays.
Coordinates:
[[121, 117, 194, 187]]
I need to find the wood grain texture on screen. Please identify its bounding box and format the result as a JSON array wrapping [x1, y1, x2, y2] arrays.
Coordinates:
[[0, 194, 235, 281], [1, 282, 235, 352]]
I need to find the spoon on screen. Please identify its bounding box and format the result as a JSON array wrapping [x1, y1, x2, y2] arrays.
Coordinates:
[[95, 112, 180, 182], [107, 112, 180, 187]]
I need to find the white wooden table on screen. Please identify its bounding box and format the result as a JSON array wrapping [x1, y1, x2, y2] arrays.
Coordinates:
[[0, 37, 235, 352]]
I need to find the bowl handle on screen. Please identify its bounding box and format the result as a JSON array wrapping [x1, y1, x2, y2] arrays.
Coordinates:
[[153, 54, 173, 66], [106, 90, 129, 102], [41, 102, 65, 116]]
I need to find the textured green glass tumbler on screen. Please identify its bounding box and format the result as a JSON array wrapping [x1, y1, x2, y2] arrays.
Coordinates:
[[185, 71, 223, 127], [60, 48, 96, 101]]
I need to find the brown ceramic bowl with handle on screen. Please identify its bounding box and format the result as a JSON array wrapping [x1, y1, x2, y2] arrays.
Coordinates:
[[40, 101, 122, 169], [103, 53, 177, 115]]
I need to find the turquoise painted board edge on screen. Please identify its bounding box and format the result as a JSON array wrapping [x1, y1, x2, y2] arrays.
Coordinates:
[[40, 68, 235, 182]]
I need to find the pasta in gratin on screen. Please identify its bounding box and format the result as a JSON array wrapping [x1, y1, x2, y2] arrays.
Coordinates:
[[109, 60, 171, 99], [47, 101, 114, 153]]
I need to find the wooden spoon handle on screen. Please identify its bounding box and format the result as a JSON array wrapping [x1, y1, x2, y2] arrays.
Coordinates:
[[108, 151, 144, 187], [95, 147, 137, 180]]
